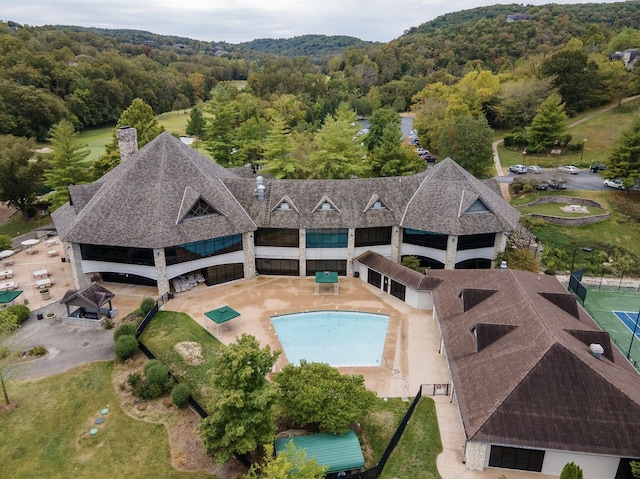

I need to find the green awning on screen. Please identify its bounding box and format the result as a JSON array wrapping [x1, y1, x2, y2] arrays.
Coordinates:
[[315, 271, 338, 283], [0, 290, 22, 304], [274, 431, 364, 475], [205, 306, 240, 324]]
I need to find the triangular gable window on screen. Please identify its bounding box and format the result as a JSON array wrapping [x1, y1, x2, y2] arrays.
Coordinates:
[[184, 198, 222, 220], [364, 194, 391, 212], [464, 198, 492, 214], [312, 195, 341, 213], [272, 195, 299, 213]]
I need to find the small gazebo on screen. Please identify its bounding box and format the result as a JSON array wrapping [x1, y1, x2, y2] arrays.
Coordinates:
[[0, 290, 23, 309], [60, 283, 116, 321], [205, 306, 240, 337]]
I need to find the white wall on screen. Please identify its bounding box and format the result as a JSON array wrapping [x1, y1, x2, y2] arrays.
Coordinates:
[[541, 450, 620, 479]]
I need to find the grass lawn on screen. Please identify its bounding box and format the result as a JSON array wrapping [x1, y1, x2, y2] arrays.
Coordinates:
[[0, 214, 53, 238], [0, 361, 213, 479], [139, 311, 224, 407], [499, 97, 640, 170], [517, 202, 607, 217]]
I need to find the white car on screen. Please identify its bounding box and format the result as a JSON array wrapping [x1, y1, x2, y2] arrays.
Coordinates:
[[558, 165, 580, 174], [603, 178, 624, 189], [414, 148, 429, 156], [509, 164, 528, 174], [527, 165, 542, 174]]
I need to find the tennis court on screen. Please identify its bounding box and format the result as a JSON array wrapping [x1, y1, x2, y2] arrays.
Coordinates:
[[582, 288, 640, 371]]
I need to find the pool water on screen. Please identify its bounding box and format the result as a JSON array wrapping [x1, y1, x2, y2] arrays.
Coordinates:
[[271, 310, 389, 367]]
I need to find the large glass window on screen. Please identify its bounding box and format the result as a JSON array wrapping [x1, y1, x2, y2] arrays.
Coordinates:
[[390, 280, 406, 301], [80, 244, 154, 266], [402, 255, 445, 270], [165, 234, 242, 265], [368, 269, 382, 289], [256, 258, 299, 276], [306, 260, 347, 276], [306, 229, 348, 248], [403, 229, 448, 250], [488, 446, 544, 472], [255, 228, 299, 247], [355, 227, 392, 247], [457, 233, 495, 251], [205, 263, 244, 286], [455, 258, 492, 269]]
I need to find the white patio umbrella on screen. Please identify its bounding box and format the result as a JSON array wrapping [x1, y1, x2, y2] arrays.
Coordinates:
[[0, 250, 14, 259], [21, 238, 40, 251]]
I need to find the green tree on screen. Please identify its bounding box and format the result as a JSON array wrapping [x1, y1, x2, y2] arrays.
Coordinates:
[[307, 105, 367, 179], [199, 334, 280, 463], [368, 123, 425, 177], [526, 93, 569, 153], [273, 360, 376, 434], [205, 88, 240, 167], [437, 115, 494, 178], [245, 443, 327, 479], [43, 119, 92, 209], [260, 116, 300, 179], [116, 98, 164, 148], [0, 135, 44, 221], [559, 462, 584, 479], [606, 112, 640, 188], [363, 108, 399, 153], [631, 460, 640, 478], [401, 255, 423, 273], [185, 106, 206, 138]]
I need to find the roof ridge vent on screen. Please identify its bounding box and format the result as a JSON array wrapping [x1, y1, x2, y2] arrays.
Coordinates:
[[590, 343, 604, 359]]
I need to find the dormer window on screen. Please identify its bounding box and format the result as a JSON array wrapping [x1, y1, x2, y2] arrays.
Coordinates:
[[280, 202, 290, 210], [321, 202, 331, 210], [184, 198, 220, 219], [373, 201, 383, 209]]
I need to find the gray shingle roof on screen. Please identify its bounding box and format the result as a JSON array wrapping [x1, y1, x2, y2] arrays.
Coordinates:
[[52, 135, 520, 249], [430, 269, 640, 456], [356, 251, 443, 291], [53, 133, 255, 248]]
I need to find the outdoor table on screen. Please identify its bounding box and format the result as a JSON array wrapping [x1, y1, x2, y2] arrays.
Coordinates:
[[47, 249, 59, 257], [2, 259, 14, 267], [45, 239, 58, 247], [35, 278, 52, 288], [33, 269, 49, 278], [0, 270, 12, 279], [0, 281, 15, 291]]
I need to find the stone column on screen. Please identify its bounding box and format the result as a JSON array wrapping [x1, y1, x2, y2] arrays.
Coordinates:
[[445, 234, 458, 269], [464, 441, 489, 471], [153, 248, 170, 297], [390, 226, 401, 263], [299, 229, 306, 277], [242, 231, 256, 279], [115, 126, 138, 161], [65, 242, 91, 289], [346, 228, 355, 276], [493, 232, 508, 267]]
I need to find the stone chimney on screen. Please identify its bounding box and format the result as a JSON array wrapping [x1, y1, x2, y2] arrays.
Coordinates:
[[115, 126, 138, 162]]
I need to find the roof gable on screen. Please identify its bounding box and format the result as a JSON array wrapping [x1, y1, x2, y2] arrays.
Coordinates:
[[312, 195, 341, 213], [463, 197, 492, 215], [538, 292, 580, 320], [461, 288, 497, 311], [272, 195, 299, 213], [364, 194, 391, 212], [472, 323, 517, 352]]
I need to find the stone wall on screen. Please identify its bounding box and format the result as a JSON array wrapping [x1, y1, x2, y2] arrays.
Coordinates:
[[464, 441, 488, 470], [522, 196, 609, 226]]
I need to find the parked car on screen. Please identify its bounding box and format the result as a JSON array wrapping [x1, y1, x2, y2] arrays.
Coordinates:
[[535, 180, 549, 190], [527, 165, 542, 174], [408, 137, 420, 145], [414, 148, 429, 156], [590, 164, 606, 172], [603, 178, 624, 189], [421, 153, 437, 163], [558, 165, 580, 174], [509, 164, 528, 174], [547, 179, 567, 189]]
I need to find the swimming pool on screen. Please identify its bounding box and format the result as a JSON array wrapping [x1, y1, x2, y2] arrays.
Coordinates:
[[271, 310, 389, 367]]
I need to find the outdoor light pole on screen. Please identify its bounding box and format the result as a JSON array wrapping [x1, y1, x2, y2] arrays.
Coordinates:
[[522, 148, 527, 167], [569, 247, 593, 278], [579, 138, 586, 163], [626, 307, 640, 361]]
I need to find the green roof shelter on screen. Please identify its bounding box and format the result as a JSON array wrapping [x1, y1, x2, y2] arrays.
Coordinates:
[[0, 290, 23, 309], [275, 431, 364, 475], [205, 306, 240, 337], [315, 271, 338, 295]]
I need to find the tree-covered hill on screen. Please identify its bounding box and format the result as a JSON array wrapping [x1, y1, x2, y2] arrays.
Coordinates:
[[238, 34, 377, 61]]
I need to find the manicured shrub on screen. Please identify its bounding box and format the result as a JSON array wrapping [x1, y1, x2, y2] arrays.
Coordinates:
[[114, 334, 138, 360], [143, 359, 162, 375], [28, 345, 47, 356], [127, 372, 142, 389], [113, 322, 138, 342], [0, 311, 19, 334], [5, 305, 30, 324], [145, 362, 171, 391], [0, 234, 12, 251], [544, 268, 556, 275], [140, 297, 156, 315], [171, 383, 190, 407], [133, 379, 162, 400], [560, 462, 583, 479]]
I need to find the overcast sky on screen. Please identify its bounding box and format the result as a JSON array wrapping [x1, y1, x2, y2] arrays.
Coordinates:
[[1, 1, 625, 44]]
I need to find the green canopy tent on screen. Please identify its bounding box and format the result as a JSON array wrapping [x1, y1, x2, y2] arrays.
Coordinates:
[[205, 306, 240, 337], [274, 431, 365, 475], [0, 290, 23, 309], [315, 271, 338, 295]]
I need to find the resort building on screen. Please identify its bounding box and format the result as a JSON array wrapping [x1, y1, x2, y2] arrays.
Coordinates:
[[52, 128, 520, 296]]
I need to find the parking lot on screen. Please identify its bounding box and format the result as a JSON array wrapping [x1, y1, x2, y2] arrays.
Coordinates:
[[499, 166, 616, 191]]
